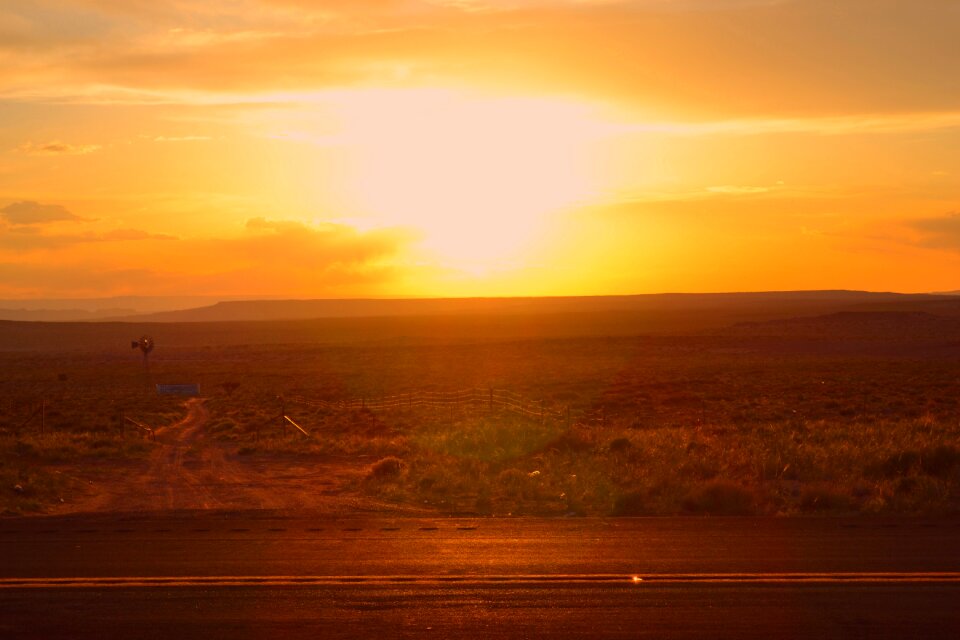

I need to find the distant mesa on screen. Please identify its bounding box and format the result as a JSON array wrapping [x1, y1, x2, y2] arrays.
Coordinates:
[[1, 290, 959, 353], [0, 307, 137, 322], [722, 310, 960, 340], [94, 290, 955, 324]]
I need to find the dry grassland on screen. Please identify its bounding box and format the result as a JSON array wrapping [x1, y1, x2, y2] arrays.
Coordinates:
[[2, 317, 959, 516]]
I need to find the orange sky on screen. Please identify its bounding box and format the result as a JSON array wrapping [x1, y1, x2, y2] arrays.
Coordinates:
[[1, 0, 959, 299]]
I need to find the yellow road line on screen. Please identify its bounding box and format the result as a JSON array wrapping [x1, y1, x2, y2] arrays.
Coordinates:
[[2, 573, 960, 588]]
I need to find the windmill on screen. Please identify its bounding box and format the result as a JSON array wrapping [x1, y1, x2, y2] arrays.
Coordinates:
[[131, 335, 155, 379]]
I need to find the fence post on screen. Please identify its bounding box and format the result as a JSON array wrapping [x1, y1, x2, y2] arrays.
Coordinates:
[[40, 400, 45, 436], [120, 411, 125, 439]]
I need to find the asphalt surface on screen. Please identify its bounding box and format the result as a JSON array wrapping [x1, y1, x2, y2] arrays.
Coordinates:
[[2, 514, 959, 638]]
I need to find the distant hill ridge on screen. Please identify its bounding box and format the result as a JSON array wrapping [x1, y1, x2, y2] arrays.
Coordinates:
[[101, 290, 952, 323], [2, 291, 959, 352], [0, 307, 136, 322], [722, 309, 960, 340]]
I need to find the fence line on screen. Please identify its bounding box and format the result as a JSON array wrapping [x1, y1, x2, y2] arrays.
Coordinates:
[[122, 415, 156, 441], [283, 415, 310, 438], [4, 401, 161, 442], [14, 402, 43, 434], [286, 387, 570, 425]]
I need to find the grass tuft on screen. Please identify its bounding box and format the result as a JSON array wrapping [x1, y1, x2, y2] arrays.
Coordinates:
[[611, 490, 649, 516], [682, 480, 757, 515], [369, 456, 405, 478], [799, 484, 853, 513]]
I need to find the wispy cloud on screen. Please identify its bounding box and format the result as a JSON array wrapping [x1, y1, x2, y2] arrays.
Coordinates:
[[615, 111, 960, 138], [0, 262, 162, 297], [4, 0, 959, 120], [907, 212, 960, 252], [0, 201, 83, 224], [239, 217, 411, 268], [0, 201, 177, 250], [0, 211, 413, 296], [706, 185, 773, 195], [101, 228, 178, 241], [15, 140, 101, 155], [151, 135, 213, 142]]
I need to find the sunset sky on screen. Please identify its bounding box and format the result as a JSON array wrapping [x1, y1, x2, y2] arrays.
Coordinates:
[[2, 0, 959, 299]]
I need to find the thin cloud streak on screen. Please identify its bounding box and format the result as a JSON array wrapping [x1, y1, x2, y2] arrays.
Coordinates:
[[613, 111, 960, 137], [4, 0, 960, 119], [907, 212, 960, 252], [15, 141, 102, 155], [0, 201, 83, 225]]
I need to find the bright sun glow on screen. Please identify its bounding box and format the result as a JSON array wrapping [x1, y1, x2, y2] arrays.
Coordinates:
[[319, 90, 608, 272]]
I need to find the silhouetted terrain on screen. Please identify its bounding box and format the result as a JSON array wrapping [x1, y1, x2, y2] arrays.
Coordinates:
[[3, 290, 960, 517], [721, 310, 960, 341], [0, 296, 254, 322], [1, 291, 959, 353], [0, 308, 137, 322], [102, 290, 952, 323]]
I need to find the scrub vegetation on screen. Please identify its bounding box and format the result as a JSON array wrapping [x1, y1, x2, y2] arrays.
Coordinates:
[[1, 311, 959, 516]]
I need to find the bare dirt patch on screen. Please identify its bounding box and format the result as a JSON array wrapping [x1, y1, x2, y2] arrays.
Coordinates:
[[54, 399, 426, 516]]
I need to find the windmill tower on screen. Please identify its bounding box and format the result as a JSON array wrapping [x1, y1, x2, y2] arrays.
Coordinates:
[[131, 335, 155, 386]]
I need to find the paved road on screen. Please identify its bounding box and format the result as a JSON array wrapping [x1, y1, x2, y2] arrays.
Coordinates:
[[2, 514, 959, 638]]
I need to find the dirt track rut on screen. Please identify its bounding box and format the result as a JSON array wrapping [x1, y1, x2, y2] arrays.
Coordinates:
[[62, 399, 421, 516]]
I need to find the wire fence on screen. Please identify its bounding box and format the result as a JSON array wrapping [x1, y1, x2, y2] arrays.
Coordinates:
[[286, 387, 571, 424], [3, 399, 160, 441], [4, 386, 578, 442]]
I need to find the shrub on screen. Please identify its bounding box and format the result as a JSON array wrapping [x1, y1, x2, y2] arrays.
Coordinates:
[[871, 447, 960, 480], [873, 450, 922, 478], [679, 459, 720, 480], [369, 456, 404, 479], [799, 485, 852, 513], [608, 437, 632, 453], [496, 468, 529, 497], [924, 445, 960, 478], [544, 428, 592, 453], [682, 480, 756, 515], [611, 490, 648, 516]]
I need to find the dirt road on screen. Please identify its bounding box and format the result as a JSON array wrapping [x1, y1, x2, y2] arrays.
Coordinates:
[[62, 399, 417, 515]]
